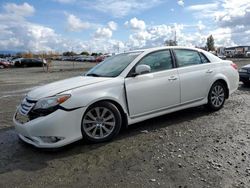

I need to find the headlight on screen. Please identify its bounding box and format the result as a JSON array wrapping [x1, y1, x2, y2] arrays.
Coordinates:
[[239, 69, 248, 73], [33, 94, 71, 110]]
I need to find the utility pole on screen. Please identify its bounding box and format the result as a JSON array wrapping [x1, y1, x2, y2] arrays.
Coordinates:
[[71, 46, 75, 69], [117, 42, 120, 54], [174, 29, 177, 45]]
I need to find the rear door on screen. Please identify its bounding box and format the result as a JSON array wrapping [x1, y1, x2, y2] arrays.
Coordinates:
[[173, 49, 215, 104], [125, 50, 180, 118]]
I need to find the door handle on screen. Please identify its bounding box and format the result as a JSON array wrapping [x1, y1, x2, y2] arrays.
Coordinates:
[[206, 69, 213, 73], [168, 76, 178, 81]]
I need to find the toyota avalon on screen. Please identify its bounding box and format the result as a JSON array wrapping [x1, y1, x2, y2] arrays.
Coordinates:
[[13, 46, 239, 148]]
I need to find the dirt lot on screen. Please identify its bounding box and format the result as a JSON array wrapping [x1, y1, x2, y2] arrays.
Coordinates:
[[0, 59, 250, 188]]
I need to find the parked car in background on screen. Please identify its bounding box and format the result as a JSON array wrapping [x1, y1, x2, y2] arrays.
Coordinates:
[[218, 55, 226, 60], [13, 46, 239, 148], [85, 56, 96, 62], [239, 64, 250, 85], [61, 56, 72, 61], [14, 58, 46, 67], [12, 58, 23, 65], [75, 56, 88, 62], [0, 58, 11, 68], [95, 55, 106, 62], [75, 57, 85, 62]]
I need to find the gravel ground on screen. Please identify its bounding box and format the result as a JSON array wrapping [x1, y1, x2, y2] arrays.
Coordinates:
[[0, 59, 250, 188]]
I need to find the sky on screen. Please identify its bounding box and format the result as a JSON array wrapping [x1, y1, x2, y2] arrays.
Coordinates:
[[0, 0, 250, 53]]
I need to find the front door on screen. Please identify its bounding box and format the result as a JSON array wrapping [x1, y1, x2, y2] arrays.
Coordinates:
[[125, 50, 180, 118]]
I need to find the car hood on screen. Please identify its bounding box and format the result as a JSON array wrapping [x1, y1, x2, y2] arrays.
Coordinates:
[[27, 76, 111, 100]]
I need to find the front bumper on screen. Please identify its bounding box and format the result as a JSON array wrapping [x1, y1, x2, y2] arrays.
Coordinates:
[[13, 107, 86, 148]]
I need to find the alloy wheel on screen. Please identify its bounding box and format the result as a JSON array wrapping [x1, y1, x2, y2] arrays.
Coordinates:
[[210, 85, 225, 108], [82, 107, 116, 139]]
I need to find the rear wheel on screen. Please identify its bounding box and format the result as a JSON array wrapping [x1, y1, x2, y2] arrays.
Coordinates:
[[206, 82, 226, 111], [0, 65, 4, 69], [81, 102, 122, 143]]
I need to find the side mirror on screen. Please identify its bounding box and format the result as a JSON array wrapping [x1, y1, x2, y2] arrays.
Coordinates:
[[135, 64, 151, 75]]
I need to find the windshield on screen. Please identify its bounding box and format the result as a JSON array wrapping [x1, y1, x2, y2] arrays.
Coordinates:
[[85, 52, 142, 77]]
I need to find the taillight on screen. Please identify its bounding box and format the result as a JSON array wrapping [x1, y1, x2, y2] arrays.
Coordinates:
[[231, 63, 238, 70]]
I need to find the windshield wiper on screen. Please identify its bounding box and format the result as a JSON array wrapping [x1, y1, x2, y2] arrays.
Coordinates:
[[86, 73, 101, 77]]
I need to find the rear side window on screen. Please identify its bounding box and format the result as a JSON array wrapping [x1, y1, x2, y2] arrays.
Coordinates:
[[199, 53, 210, 63], [203, 51, 221, 62], [174, 49, 202, 67]]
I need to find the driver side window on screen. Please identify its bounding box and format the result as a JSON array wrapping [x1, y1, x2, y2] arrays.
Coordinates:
[[137, 50, 173, 73]]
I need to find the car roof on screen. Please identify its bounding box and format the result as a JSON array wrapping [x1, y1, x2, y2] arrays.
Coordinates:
[[128, 46, 204, 53]]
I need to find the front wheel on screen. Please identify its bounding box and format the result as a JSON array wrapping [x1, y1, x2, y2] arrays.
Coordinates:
[[81, 102, 122, 143], [206, 82, 226, 111]]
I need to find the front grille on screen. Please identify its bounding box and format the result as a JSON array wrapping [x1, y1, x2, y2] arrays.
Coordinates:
[[19, 97, 36, 116]]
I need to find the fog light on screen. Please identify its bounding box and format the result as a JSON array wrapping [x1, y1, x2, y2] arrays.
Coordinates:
[[39, 136, 65, 143]]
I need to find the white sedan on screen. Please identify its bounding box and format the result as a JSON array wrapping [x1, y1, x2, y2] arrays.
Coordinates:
[[13, 47, 239, 148]]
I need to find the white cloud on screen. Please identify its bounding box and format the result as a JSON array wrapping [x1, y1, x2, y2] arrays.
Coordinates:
[[107, 21, 118, 31], [66, 14, 91, 31], [197, 21, 206, 31], [87, 0, 162, 17], [186, 3, 219, 19], [0, 2, 123, 53], [94, 28, 113, 38], [187, 0, 250, 46], [125, 22, 236, 49], [0, 3, 90, 52], [187, 3, 218, 11], [187, 1, 250, 24], [134, 31, 152, 40], [128, 30, 152, 48], [4, 2, 35, 17], [215, 0, 250, 27], [210, 28, 236, 46], [177, 0, 184, 7], [125, 17, 146, 30], [148, 24, 172, 35], [0, 21, 62, 52], [94, 21, 120, 39], [127, 23, 185, 49], [2, 1, 250, 53]]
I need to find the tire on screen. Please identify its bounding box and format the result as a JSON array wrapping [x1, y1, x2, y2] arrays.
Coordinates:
[[81, 101, 122, 143], [0, 65, 4, 69], [206, 82, 226, 111]]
